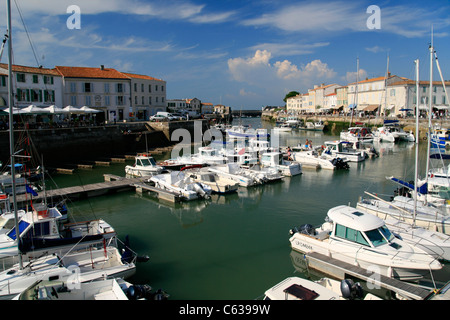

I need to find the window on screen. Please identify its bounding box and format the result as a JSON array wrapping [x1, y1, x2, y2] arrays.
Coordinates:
[[32, 75, 39, 84], [31, 89, 42, 102], [32, 222, 50, 237], [84, 83, 91, 93], [117, 83, 123, 93], [141, 96, 144, 105], [365, 229, 387, 247], [156, 97, 158, 103], [43, 76, 54, 84], [104, 83, 110, 93], [70, 82, 77, 93], [16, 73, 26, 82], [390, 89, 395, 97], [423, 86, 427, 93], [85, 96, 91, 106], [149, 96, 152, 105], [117, 96, 124, 105], [443, 96, 446, 104], [335, 224, 369, 246], [44, 90, 55, 103], [155, 85, 158, 91], [105, 96, 110, 106], [134, 83, 137, 92], [141, 83, 144, 92], [148, 84, 151, 92], [161, 85, 164, 92], [134, 96, 138, 105]]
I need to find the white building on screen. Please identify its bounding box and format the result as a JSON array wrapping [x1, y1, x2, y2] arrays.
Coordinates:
[[55, 65, 131, 123], [124, 72, 166, 120], [387, 79, 450, 116], [324, 92, 337, 111], [167, 99, 187, 112], [0, 63, 63, 109], [347, 74, 404, 115]]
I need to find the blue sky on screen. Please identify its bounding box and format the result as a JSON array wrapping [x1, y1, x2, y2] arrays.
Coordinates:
[[3, 0, 450, 109]]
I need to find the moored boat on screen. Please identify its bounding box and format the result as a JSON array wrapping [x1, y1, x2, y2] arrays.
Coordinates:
[[289, 205, 442, 281]]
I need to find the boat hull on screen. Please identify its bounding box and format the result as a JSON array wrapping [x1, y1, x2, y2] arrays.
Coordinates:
[[289, 233, 440, 281]]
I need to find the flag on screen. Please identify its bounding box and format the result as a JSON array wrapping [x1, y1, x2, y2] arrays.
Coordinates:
[[26, 184, 38, 196], [238, 148, 245, 155]]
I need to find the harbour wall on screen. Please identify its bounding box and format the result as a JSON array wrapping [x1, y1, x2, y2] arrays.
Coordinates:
[[0, 120, 210, 167]]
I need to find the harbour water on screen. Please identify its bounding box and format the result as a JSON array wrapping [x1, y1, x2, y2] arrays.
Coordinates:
[[45, 117, 449, 300]]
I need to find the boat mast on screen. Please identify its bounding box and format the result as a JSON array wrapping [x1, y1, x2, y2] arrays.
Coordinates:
[[425, 28, 433, 183], [381, 54, 389, 119], [350, 57, 359, 127], [7, 0, 23, 269], [414, 59, 419, 226]]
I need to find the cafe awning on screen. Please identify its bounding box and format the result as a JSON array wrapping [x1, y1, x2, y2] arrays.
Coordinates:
[[363, 105, 379, 112]]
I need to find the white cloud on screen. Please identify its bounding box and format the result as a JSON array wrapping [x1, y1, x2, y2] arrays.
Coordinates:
[[365, 46, 387, 53], [228, 50, 336, 90], [248, 42, 330, 57], [242, 1, 450, 38], [343, 68, 368, 83]]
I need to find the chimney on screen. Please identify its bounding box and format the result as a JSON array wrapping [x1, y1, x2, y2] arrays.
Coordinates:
[[100, 65, 104, 70]]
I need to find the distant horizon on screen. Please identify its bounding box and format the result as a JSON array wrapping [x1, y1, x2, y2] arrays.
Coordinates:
[[3, 0, 450, 110]]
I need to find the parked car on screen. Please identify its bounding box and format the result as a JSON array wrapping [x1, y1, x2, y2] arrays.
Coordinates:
[[171, 113, 187, 121], [150, 114, 168, 122]]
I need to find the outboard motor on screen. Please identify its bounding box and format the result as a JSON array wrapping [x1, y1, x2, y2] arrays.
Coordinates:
[[289, 226, 299, 236], [127, 285, 170, 300], [298, 224, 315, 236], [340, 279, 364, 300]]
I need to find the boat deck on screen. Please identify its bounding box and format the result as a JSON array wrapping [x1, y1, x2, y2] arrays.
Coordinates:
[[306, 252, 432, 300]]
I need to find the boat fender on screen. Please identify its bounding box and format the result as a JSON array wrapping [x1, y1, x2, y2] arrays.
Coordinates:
[[289, 226, 299, 235], [340, 279, 364, 300]]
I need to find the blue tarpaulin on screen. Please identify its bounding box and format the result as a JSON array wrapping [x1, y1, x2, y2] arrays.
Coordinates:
[[388, 177, 428, 194]]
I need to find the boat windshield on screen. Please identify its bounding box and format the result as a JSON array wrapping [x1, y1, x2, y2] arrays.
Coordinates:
[[140, 158, 156, 166], [364, 227, 390, 247]]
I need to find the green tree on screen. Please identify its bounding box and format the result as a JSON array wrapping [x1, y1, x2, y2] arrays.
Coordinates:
[[283, 91, 299, 103]]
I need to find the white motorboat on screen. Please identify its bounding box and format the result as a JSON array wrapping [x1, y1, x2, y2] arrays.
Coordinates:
[[244, 165, 283, 183], [323, 141, 366, 162], [14, 278, 169, 300], [125, 155, 163, 177], [226, 125, 270, 140], [299, 120, 325, 131], [373, 126, 395, 143], [290, 146, 339, 170], [356, 193, 450, 235], [260, 152, 302, 176], [263, 277, 381, 300], [288, 205, 442, 281], [207, 163, 259, 187], [340, 126, 374, 143], [0, 245, 136, 299], [149, 171, 212, 200], [273, 123, 292, 132], [190, 147, 228, 165], [186, 170, 239, 194]]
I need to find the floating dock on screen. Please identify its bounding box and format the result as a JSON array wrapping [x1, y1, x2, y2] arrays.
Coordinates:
[[305, 252, 432, 300], [132, 182, 180, 203]]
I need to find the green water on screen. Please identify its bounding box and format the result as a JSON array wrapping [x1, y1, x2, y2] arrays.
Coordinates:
[[44, 118, 449, 300]]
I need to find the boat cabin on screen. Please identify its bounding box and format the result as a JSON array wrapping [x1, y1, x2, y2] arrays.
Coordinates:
[[261, 152, 284, 166], [327, 206, 396, 249], [135, 156, 157, 167]]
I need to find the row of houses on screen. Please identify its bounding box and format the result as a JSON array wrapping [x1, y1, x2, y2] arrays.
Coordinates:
[[286, 73, 450, 117], [0, 63, 221, 124]]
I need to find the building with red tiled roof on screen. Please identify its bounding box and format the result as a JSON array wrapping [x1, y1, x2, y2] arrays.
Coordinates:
[[55, 65, 132, 123], [0, 63, 63, 109], [122, 72, 167, 119]]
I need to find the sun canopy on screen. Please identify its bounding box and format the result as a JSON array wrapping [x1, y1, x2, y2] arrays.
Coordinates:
[[62, 105, 83, 113], [80, 106, 101, 113], [43, 105, 70, 114], [21, 105, 50, 114]]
